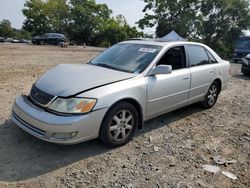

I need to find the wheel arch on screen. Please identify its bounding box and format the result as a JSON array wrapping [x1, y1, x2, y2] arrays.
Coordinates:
[[100, 98, 144, 132], [213, 78, 222, 93]]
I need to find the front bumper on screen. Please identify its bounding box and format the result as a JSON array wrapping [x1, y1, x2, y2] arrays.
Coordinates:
[[11, 96, 108, 144]]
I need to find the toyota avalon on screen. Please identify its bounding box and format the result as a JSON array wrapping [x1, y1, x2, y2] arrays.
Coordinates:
[[11, 40, 230, 147]]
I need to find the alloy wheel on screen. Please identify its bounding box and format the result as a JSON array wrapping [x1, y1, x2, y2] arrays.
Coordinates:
[[207, 85, 218, 106], [109, 110, 134, 142]]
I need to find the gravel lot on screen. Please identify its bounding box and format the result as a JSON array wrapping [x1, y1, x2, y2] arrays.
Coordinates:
[[0, 44, 249, 188]]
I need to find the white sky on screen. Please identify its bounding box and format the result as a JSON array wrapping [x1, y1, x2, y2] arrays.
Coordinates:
[[0, 0, 155, 34]]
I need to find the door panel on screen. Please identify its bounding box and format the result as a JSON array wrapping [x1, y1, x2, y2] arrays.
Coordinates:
[[189, 65, 215, 103], [186, 45, 215, 103], [146, 69, 191, 119]]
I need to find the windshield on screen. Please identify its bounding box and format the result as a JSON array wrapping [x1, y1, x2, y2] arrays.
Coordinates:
[[236, 38, 250, 49], [90, 43, 162, 73]]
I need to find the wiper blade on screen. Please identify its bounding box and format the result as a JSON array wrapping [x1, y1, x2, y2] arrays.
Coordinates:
[[96, 63, 117, 70], [92, 63, 133, 73]]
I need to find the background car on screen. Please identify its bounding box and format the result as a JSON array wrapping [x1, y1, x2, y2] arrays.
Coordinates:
[[32, 33, 67, 45], [12, 39, 20, 43], [0, 37, 5, 43], [19, 39, 31, 43], [233, 36, 250, 63], [4, 38, 14, 43]]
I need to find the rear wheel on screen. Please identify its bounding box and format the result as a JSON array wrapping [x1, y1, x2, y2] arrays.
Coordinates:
[[202, 81, 220, 109], [99, 101, 138, 147]]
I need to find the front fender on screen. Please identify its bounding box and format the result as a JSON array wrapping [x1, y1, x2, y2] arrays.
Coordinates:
[[78, 76, 147, 121]]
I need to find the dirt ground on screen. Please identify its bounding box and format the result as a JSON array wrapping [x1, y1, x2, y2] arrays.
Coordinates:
[[0, 43, 249, 188]]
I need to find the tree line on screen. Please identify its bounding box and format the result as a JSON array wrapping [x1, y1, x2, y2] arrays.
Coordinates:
[[0, 19, 31, 40], [138, 0, 250, 58], [22, 0, 143, 46], [1, 0, 250, 58]]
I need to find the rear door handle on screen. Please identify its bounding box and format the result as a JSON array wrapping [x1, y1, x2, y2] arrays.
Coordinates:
[[210, 70, 214, 73], [183, 77, 190, 80]]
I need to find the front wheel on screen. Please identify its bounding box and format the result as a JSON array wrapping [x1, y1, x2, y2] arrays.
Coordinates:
[[202, 81, 220, 109], [99, 102, 138, 147]]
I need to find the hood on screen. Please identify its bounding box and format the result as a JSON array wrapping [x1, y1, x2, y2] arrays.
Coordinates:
[[35, 64, 135, 97]]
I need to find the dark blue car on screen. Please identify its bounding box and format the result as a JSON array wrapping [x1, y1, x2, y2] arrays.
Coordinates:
[[32, 33, 67, 45], [233, 36, 250, 63]]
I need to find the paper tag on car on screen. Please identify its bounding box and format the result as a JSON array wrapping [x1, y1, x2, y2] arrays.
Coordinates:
[[139, 48, 157, 53]]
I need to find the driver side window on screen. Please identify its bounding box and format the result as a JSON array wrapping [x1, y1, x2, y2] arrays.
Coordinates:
[[157, 46, 186, 70]]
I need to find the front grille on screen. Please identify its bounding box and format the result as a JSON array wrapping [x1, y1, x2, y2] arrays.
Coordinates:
[[30, 85, 54, 106], [12, 111, 46, 136]]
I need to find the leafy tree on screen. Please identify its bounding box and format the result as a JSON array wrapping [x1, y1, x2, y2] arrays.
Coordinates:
[[138, 0, 199, 38], [196, 0, 250, 58], [22, 0, 144, 45], [45, 0, 70, 34], [23, 0, 70, 36], [22, 0, 50, 35], [13, 29, 32, 40], [95, 15, 143, 46], [0, 20, 14, 38], [0, 19, 32, 39], [69, 0, 112, 44], [139, 0, 250, 58]]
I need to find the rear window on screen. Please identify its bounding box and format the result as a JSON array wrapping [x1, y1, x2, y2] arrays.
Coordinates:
[[207, 50, 218, 64]]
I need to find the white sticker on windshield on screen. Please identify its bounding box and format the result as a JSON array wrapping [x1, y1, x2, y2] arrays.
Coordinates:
[[139, 48, 157, 53]]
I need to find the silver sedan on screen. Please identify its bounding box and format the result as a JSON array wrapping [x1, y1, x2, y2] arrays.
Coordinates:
[[11, 40, 230, 147]]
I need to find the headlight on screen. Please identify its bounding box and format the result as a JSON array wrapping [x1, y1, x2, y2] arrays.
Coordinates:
[[48, 97, 97, 114]]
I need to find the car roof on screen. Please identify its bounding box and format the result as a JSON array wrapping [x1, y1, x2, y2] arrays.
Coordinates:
[[120, 39, 223, 62], [120, 40, 206, 48]]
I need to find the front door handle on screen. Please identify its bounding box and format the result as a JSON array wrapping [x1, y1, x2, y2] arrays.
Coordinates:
[[183, 77, 190, 80], [210, 70, 214, 73]]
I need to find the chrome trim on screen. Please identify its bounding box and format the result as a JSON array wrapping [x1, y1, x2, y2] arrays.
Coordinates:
[[29, 92, 57, 108]]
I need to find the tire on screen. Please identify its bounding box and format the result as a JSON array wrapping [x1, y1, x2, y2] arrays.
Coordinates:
[[40, 40, 45, 45], [99, 101, 138, 147], [202, 81, 220, 109]]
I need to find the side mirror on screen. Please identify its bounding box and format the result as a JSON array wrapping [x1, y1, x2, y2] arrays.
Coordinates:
[[148, 65, 172, 76]]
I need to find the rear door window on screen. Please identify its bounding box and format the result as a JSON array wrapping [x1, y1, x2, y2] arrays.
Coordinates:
[[187, 46, 209, 67], [207, 50, 218, 64]]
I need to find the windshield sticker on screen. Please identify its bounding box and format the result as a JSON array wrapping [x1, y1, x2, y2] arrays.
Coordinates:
[[139, 48, 157, 53]]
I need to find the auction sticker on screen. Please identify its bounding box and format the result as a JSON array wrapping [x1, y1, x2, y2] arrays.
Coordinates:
[[139, 48, 157, 53]]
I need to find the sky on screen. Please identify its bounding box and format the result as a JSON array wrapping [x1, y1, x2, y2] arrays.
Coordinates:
[[0, 0, 155, 34]]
